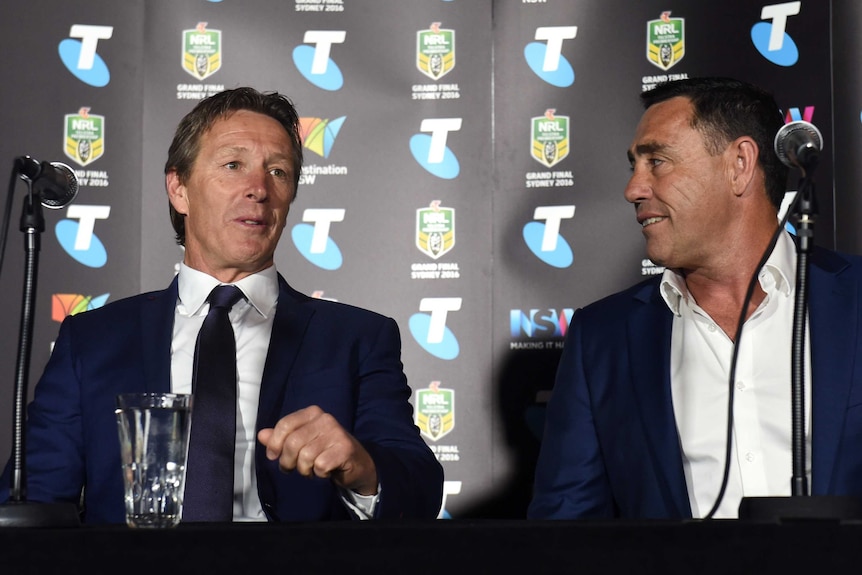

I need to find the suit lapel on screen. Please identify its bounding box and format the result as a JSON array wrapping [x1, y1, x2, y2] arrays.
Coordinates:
[[140, 278, 177, 394], [627, 280, 691, 517], [255, 275, 315, 432], [809, 250, 856, 494]]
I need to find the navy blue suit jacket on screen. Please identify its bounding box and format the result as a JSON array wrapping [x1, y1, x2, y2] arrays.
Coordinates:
[[529, 247, 862, 519], [0, 274, 443, 523]]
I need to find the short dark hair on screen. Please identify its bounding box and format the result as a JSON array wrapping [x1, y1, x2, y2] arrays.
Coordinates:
[[164, 87, 303, 245], [640, 77, 788, 210]]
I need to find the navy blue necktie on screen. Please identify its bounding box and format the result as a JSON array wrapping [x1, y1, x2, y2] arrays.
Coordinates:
[[183, 285, 244, 522]]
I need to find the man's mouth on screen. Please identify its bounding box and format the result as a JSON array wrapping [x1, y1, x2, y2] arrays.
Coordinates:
[[641, 216, 666, 228]]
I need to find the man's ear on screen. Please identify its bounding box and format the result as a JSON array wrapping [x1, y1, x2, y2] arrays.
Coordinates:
[[730, 136, 758, 197], [166, 171, 189, 216]]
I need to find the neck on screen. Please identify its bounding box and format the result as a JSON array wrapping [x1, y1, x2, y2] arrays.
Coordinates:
[[681, 226, 779, 339]]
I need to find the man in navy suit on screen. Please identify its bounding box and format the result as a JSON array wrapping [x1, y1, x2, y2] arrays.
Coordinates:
[[529, 77, 862, 519], [0, 87, 443, 523]]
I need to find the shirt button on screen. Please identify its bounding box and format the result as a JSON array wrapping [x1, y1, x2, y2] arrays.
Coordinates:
[[745, 452, 756, 463], [708, 323, 717, 332], [736, 381, 746, 391]]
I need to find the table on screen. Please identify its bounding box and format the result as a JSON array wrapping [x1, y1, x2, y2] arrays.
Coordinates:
[[3, 519, 862, 574]]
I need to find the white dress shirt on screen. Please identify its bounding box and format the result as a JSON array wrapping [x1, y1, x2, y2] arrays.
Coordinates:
[[170, 263, 377, 520], [661, 232, 811, 518]]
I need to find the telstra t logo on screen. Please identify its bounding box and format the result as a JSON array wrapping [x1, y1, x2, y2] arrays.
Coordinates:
[[751, 2, 800, 66], [409, 297, 462, 360], [524, 26, 577, 87], [293, 31, 346, 91], [291, 208, 345, 270], [410, 118, 461, 179], [58, 25, 113, 87], [55, 205, 110, 267], [523, 205, 575, 268]]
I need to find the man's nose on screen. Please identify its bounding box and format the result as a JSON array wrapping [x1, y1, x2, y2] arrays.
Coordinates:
[[245, 168, 269, 200], [624, 167, 651, 205]]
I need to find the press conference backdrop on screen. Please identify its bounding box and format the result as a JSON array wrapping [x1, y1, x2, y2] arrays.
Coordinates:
[[0, 0, 856, 518]]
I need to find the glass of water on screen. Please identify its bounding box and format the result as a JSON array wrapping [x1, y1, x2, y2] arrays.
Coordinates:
[[115, 393, 192, 528]]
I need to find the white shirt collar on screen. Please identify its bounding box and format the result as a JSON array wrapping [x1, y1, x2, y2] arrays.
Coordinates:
[[176, 263, 279, 318], [659, 230, 797, 317]]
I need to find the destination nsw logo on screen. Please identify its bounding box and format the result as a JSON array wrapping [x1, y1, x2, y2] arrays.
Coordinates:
[[52, 293, 110, 322]]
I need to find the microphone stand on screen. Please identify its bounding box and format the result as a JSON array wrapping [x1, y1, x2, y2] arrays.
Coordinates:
[[739, 164, 862, 521], [0, 168, 79, 527]]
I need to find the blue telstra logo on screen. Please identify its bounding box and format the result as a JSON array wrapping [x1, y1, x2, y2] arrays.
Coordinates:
[[410, 118, 461, 179], [524, 26, 577, 87], [523, 205, 575, 268], [293, 31, 346, 91], [58, 25, 113, 87], [291, 208, 345, 270], [751, 2, 800, 66], [55, 205, 111, 267], [409, 298, 462, 360]]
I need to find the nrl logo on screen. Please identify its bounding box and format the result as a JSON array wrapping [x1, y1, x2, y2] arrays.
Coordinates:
[[182, 22, 222, 80], [64, 107, 105, 167], [647, 11, 684, 71], [417, 22, 455, 80], [416, 200, 455, 260], [416, 381, 454, 441], [531, 109, 569, 168]]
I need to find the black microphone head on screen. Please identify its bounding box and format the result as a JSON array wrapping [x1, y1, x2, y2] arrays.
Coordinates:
[[15, 156, 42, 181], [774, 120, 823, 169], [33, 161, 79, 209]]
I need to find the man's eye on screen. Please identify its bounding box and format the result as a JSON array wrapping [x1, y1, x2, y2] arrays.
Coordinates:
[[225, 161, 239, 170], [270, 168, 287, 178]]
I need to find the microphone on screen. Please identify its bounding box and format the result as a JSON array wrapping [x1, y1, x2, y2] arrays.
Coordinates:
[[16, 156, 79, 209], [774, 120, 823, 171]]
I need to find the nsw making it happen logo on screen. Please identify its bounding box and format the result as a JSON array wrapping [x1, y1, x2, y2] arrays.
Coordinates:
[[524, 26, 577, 87], [291, 208, 345, 270], [409, 297, 462, 360], [510, 308, 574, 340], [523, 205, 575, 268], [58, 25, 113, 87], [293, 31, 346, 91], [751, 1, 801, 66]]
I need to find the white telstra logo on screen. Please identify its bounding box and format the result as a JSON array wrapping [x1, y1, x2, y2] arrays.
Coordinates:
[[760, 2, 801, 51], [303, 30, 346, 74], [302, 208, 345, 253], [419, 119, 462, 164], [419, 297, 462, 343], [533, 205, 575, 252], [534, 26, 577, 71], [66, 205, 111, 250], [68, 25, 113, 70]]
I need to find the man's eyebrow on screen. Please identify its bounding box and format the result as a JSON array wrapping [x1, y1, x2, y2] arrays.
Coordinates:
[[633, 142, 667, 156], [628, 141, 669, 165]]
